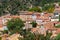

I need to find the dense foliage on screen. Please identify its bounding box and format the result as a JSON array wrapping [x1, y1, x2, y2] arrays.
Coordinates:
[[54, 34, 60, 40], [0, 0, 60, 15], [55, 24, 60, 28], [42, 4, 55, 13], [19, 30, 52, 40], [7, 18, 25, 33], [30, 21, 37, 28], [28, 7, 42, 12]]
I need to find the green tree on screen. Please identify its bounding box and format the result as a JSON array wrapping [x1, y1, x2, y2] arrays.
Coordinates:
[[42, 5, 54, 13], [19, 29, 52, 40], [7, 0, 21, 15], [0, 0, 60, 15], [54, 34, 60, 40], [45, 30, 52, 40], [0, 0, 9, 16], [23, 32, 35, 40], [7, 18, 25, 34], [55, 24, 60, 28], [30, 21, 37, 28], [3, 30, 8, 34], [28, 7, 42, 12], [19, 31, 35, 40]]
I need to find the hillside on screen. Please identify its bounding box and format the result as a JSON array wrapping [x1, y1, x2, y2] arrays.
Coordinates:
[[0, 0, 60, 15]]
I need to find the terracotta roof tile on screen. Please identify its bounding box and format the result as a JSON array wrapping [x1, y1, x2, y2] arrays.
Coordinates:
[[56, 28, 60, 34], [44, 22, 55, 30], [12, 16, 20, 18]]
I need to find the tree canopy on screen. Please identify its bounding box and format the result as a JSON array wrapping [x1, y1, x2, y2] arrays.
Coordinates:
[[54, 34, 60, 40], [7, 18, 25, 33], [30, 21, 37, 28], [0, 0, 60, 15], [28, 7, 42, 12], [42, 4, 55, 13], [55, 24, 60, 28]]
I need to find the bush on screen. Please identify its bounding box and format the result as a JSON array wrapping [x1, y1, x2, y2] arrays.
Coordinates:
[[42, 5, 54, 13], [19, 32, 35, 40], [0, 37, 2, 40], [28, 7, 42, 12], [54, 34, 60, 40], [55, 24, 60, 28], [7, 18, 25, 34], [3, 30, 8, 34], [30, 21, 37, 28]]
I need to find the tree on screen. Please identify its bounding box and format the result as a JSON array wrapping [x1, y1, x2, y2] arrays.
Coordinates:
[[19, 31, 35, 40], [23, 32, 35, 40], [42, 5, 54, 13], [54, 34, 60, 40], [7, 0, 21, 15], [45, 30, 52, 40], [28, 7, 42, 12], [7, 18, 25, 34], [19, 29, 52, 40], [3, 30, 8, 34], [0, 0, 60, 15], [30, 21, 37, 28], [0, 0, 9, 16], [55, 24, 60, 28]]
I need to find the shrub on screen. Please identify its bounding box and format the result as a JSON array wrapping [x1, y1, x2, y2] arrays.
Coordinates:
[[0, 37, 2, 40], [28, 7, 42, 12], [30, 21, 37, 28]]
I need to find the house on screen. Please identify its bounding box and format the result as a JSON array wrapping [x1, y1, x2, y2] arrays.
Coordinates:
[[54, 3, 60, 13], [19, 11, 33, 21], [51, 16, 59, 21]]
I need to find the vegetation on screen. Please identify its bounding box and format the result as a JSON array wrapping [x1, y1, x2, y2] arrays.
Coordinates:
[[28, 7, 42, 12], [55, 24, 60, 28], [6, 18, 59, 40], [3, 30, 8, 34], [0, 0, 60, 40], [0, 0, 60, 15], [30, 21, 37, 28], [19, 30, 52, 40], [42, 5, 55, 13], [54, 34, 60, 40], [7, 18, 25, 34], [19, 31, 37, 40]]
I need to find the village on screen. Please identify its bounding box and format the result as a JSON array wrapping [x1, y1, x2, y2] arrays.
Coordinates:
[[0, 1, 60, 40]]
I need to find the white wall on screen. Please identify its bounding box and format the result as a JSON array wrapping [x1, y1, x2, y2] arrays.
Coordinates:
[[51, 19, 59, 21]]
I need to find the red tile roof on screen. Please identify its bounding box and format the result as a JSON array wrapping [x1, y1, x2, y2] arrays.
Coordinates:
[[12, 16, 20, 18], [44, 22, 54, 30], [0, 18, 3, 27], [56, 28, 60, 34]]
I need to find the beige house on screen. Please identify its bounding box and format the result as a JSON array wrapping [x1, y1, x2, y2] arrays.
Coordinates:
[[19, 11, 33, 21]]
